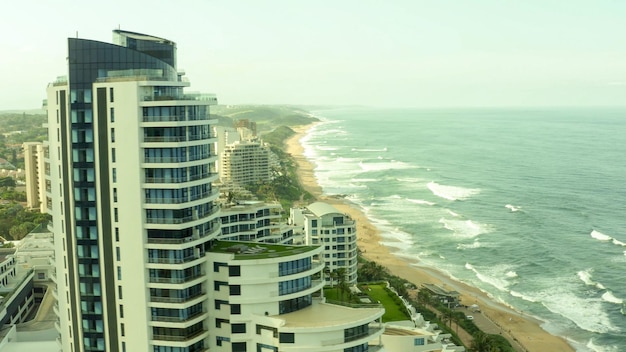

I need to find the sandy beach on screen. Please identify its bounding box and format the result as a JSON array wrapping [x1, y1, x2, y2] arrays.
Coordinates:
[[286, 123, 575, 352]]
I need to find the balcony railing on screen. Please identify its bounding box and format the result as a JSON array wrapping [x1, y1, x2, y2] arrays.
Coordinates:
[[151, 310, 205, 323], [152, 329, 206, 342], [150, 291, 206, 303], [144, 173, 214, 184], [148, 255, 199, 264], [145, 190, 218, 205], [149, 272, 205, 284]]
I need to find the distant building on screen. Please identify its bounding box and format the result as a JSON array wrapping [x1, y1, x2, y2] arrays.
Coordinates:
[[421, 283, 461, 308], [0, 230, 58, 351], [290, 202, 359, 285], [219, 201, 299, 244], [219, 138, 271, 185], [23, 142, 48, 213], [234, 118, 257, 136]]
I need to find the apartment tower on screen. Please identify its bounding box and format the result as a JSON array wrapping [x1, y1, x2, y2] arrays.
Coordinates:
[[46, 30, 219, 352]]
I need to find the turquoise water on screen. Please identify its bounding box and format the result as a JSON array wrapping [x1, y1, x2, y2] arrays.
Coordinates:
[[302, 107, 626, 351]]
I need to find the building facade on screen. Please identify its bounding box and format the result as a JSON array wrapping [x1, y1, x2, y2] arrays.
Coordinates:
[[219, 201, 297, 244], [219, 138, 271, 186], [23, 142, 48, 213], [290, 202, 359, 285], [46, 30, 219, 352]]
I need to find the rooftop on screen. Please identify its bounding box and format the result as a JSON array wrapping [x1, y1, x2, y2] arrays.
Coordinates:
[[278, 299, 383, 329], [306, 202, 342, 217], [210, 241, 319, 260]]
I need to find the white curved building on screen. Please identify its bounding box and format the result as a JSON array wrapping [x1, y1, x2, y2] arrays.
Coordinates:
[[208, 241, 384, 352]]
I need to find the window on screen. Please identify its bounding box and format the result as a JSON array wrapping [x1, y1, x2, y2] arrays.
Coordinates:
[[110, 107, 115, 122], [414, 338, 425, 346], [230, 285, 241, 296], [232, 342, 247, 352], [231, 323, 246, 334], [231, 304, 241, 315], [109, 87, 114, 102], [229, 266, 241, 277], [279, 333, 294, 343]]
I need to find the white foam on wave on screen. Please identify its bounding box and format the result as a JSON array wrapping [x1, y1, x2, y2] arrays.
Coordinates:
[[590, 230, 626, 249], [591, 230, 612, 242], [359, 160, 415, 172], [316, 145, 338, 151], [440, 218, 491, 239], [510, 290, 538, 303], [577, 269, 606, 290], [351, 147, 388, 152], [446, 210, 459, 217], [457, 240, 481, 250], [505, 204, 522, 212], [406, 198, 435, 206], [397, 177, 422, 183], [351, 178, 378, 183], [601, 291, 623, 304], [529, 277, 620, 334], [464, 262, 511, 293], [379, 227, 414, 246], [505, 271, 518, 278], [613, 238, 626, 246], [427, 181, 480, 201], [586, 338, 620, 352]]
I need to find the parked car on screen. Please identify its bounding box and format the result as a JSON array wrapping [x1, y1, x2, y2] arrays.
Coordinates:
[[466, 315, 474, 320]]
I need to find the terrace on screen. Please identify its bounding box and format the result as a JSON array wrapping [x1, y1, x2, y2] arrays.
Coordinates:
[[209, 241, 319, 260]]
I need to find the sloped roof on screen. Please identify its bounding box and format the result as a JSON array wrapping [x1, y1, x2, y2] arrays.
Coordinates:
[[306, 202, 341, 217]]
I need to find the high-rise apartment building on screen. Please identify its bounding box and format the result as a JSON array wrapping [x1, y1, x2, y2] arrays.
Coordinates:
[[23, 142, 48, 213], [219, 138, 271, 186], [46, 30, 220, 352]]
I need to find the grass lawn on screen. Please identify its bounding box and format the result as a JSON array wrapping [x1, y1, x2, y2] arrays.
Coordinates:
[[361, 284, 409, 322]]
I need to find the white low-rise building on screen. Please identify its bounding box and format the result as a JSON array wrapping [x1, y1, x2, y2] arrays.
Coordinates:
[[208, 241, 384, 351]]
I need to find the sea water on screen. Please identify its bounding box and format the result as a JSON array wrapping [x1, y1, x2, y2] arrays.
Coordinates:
[[301, 107, 626, 351]]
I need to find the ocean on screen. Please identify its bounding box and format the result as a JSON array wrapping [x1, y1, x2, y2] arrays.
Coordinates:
[[300, 107, 626, 351]]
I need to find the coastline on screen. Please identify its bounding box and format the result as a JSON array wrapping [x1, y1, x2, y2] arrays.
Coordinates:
[[286, 123, 575, 352]]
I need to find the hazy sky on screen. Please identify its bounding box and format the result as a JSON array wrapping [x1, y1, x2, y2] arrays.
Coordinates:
[[2, 0, 626, 109]]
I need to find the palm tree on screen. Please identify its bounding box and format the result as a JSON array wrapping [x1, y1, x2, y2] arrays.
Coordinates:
[[335, 268, 348, 302]]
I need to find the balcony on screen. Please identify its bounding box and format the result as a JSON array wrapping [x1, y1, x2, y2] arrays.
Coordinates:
[[150, 291, 206, 304], [149, 271, 205, 284], [152, 328, 207, 342], [148, 255, 199, 265], [151, 310, 206, 323], [145, 190, 218, 205]]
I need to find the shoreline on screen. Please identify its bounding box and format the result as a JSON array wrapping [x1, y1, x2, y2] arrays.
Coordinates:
[[285, 123, 575, 352]]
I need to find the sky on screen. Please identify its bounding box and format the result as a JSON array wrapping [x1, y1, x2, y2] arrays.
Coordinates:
[[2, 0, 626, 109]]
